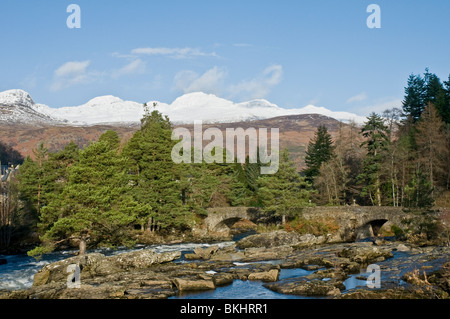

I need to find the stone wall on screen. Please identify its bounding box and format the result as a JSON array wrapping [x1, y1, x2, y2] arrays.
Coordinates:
[[203, 206, 421, 242]]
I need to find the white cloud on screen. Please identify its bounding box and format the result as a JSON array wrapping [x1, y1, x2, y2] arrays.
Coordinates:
[[50, 60, 93, 91], [132, 47, 218, 59], [54, 61, 90, 78], [228, 64, 283, 100], [174, 66, 227, 94], [346, 92, 368, 104], [111, 59, 146, 79]]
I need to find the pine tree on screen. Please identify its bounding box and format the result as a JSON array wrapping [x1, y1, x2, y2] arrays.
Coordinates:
[[303, 125, 334, 183], [404, 169, 434, 208], [17, 143, 49, 217], [438, 75, 450, 124], [180, 146, 232, 214], [402, 73, 426, 123], [258, 149, 312, 224], [229, 154, 262, 207], [358, 113, 390, 206], [122, 107, 191, 231], [29, 131, 140, 256]]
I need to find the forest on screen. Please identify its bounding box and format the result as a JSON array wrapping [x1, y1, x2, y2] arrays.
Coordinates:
[[0, 68, 449, 256]]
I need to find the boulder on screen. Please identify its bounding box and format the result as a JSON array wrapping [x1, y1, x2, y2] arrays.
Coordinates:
[[106, 249, 181, 270], [32, 249, 181, 287], [248, 269, 279, 282], [194, 246, 219, 259], [236, 231, 304, 249], [293, 234, 327, 249], [185, 246, 220, 260], [212, 273, 236, 287], [338, 244, 393, 264], [33, 253, 105, 287], [172, 278, 215, 292], [265, 278, 340, 297], [237, 231, 326, 250], [396, 243, 410, 252], [243, 246, 293, 261]]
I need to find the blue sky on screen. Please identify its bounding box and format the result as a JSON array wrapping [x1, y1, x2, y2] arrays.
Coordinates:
[[0, 0, 449, 116]]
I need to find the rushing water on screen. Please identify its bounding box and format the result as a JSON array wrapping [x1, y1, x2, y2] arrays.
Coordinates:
[[0, 241, 235, 291]]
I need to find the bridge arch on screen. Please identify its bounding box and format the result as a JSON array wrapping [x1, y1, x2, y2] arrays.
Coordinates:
[[355, 219, 389, 239], [204, 207, 261, 234]]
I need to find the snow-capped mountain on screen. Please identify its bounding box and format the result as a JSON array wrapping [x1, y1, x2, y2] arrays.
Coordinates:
[[0, 89, 62, 125], [34, 95, 145, 125], [153, 92, 367, 124], [0, 89, 367, 126]]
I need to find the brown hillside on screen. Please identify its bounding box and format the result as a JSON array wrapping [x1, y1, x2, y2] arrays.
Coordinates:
[[0, 114, 360, 171]]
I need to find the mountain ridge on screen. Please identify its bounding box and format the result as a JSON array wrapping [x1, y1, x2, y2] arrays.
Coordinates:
[[0, 89, 367, 126]]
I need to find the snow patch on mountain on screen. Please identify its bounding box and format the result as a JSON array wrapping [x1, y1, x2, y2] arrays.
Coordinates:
[[0, 89, 35, 108], [152, 92, 366, 125], [1, 90, 367, 126], [0, 89, 62, 125], [35, 95, 145, 125]]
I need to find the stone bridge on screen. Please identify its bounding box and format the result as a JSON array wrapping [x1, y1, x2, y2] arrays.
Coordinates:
[[205, 206, 420, 240], [204, 207, 262, 233], [301, 206, 413, 241]]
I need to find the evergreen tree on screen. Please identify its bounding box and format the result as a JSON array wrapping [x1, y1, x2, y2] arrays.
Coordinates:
[[29, 131, 141, 256], [181, 147, 233, 214], [229, 155, 262, 207], [404, 169, 434, 208], [258, 149, 312, 224], [438, 75, 450, 124], [17, 143, 49, 217], [358, 113, 390, 206], [303, 125, 334, 183], [423, 68, 443, 105], [122, 106, 191, 231], [402, 73, 426, 122]]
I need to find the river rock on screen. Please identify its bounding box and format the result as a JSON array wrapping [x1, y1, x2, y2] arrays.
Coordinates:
[[106, 249, 181, 270], [396, 243, 410, 252], [33, 249, 181, 287], [236, 230, 304, 248], [264, 278, 341, 297], [248, 269, 279, 282], [173, 278, 215, 292], [186, 245, 220, 260], [33, 253, 105, 287], [242, 245, 294, 261], [338, 244, 393, 264], [293, 234, 327, 249], [213, 273, 236, 286]]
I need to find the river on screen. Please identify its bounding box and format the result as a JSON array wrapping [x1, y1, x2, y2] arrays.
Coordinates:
[[1, 235, 447, 298]]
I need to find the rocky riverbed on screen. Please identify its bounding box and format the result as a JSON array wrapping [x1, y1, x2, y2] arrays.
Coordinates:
[[1, 230, 449, 299]]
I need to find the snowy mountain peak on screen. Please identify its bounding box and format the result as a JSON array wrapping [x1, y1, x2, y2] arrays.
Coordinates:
[[0, 89, 368, 126], [83, 95, 125, 107], [0, 89, 35, 108], [170, 92, 233, 109]]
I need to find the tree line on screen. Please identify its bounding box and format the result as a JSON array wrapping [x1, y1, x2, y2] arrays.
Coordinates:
[[8, 106, 311, 256], [304, 68, 449, 208]]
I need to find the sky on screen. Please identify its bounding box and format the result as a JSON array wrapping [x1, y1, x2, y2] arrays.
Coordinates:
[[0, 0, 449, 116]]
